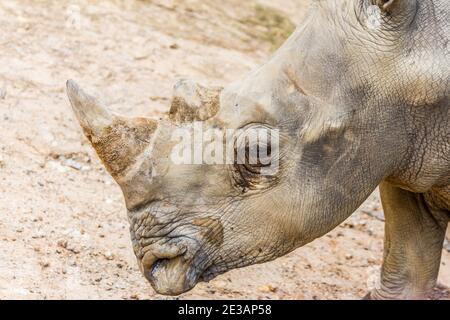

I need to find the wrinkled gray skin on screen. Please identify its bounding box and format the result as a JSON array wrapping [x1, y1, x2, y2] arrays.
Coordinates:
[[67, 0, 449, 299]]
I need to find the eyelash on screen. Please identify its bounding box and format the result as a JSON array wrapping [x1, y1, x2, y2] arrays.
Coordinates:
[[232, 143, 276, 193]]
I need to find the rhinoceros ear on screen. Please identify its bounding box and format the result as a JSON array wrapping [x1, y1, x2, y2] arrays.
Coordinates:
[[375, 0, 414, 13], [169, 79, 222, 123], [376, 0, 395, 11]]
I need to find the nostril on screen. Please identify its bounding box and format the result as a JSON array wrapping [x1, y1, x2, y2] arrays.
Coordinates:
[[140, 245, 187, 277], [141, 252, 158, 272], [143, 258, 175, 283], [150, 259, 167, 274]]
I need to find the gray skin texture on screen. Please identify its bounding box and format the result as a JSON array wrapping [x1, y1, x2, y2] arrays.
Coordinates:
[[66, 0, 449, 299]]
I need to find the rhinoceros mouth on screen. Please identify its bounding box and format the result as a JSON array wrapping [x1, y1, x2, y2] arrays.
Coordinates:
[[142, 250, 212, 296]]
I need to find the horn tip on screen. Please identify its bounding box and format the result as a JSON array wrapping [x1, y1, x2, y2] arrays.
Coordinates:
[[66, 79, 94, 109], [66, 79, 79, 95]]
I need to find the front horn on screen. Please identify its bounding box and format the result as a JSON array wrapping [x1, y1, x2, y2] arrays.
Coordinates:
[[66, 80, 158, 180]]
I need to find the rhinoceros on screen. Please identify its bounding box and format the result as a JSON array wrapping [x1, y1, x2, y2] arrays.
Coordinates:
[[66, 0, 449, 299]]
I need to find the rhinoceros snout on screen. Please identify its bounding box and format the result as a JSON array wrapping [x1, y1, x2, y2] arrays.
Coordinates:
[[140, 245, 205, 296]]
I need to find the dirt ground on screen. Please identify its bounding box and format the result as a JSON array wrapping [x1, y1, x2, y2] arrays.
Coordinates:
[[0, 0, 448, 300]]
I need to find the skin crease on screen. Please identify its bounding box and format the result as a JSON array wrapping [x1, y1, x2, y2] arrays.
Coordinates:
[[67, 0, 449, 299]]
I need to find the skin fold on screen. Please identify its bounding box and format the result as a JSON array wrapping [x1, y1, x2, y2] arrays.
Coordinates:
[[66, 0, 449, 299]]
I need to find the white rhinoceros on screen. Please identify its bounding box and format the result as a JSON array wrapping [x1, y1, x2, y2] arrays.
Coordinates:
[[67, 0, 449, 299]]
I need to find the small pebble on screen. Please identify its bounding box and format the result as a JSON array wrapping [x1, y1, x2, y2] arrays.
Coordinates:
[[0, 86, 6, 99], [104, 251, 114, 260], [258, 285, 277, 293]]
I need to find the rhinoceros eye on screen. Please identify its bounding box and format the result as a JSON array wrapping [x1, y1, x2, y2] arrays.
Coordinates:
[[234, 141, 271, 176], [232, 125, 279, 192]]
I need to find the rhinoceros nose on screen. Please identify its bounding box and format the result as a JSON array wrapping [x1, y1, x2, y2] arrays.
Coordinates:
[[141, 252, 159, 275], [140, 244, 186, 277], [140, 245, 200, 296]]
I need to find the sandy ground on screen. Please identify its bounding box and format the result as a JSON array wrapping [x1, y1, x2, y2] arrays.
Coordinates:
[[0, 0, 448, 300]]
